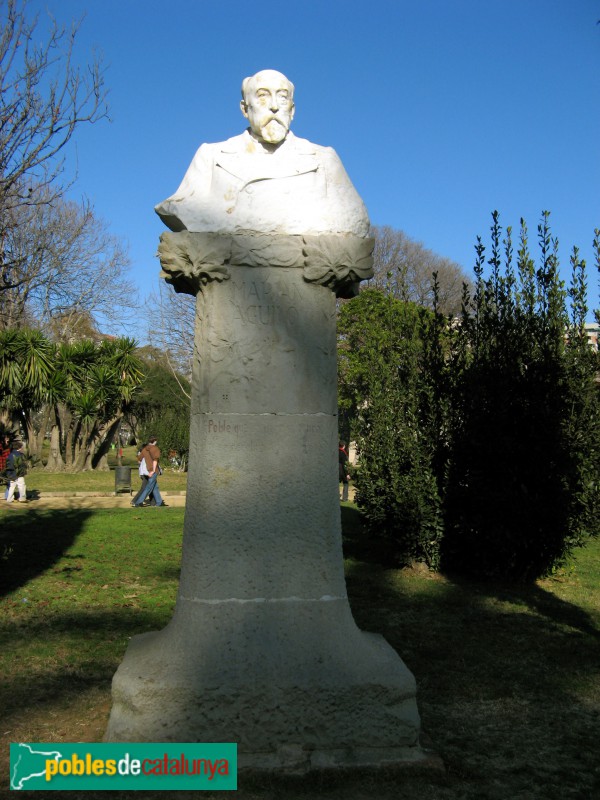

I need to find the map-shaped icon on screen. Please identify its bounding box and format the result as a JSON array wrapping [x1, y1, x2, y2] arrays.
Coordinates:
[[10, 743, 63, 790]]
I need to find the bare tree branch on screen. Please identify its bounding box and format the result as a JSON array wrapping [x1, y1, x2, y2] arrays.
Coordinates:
[[0, 0, 108, 210], [0, 188, 137, 335], [367, 225, 473, 315], [147, 281, 195, 398]]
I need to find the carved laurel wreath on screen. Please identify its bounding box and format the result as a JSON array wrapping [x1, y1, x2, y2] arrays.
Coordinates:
[[157, 232, 374, 299]]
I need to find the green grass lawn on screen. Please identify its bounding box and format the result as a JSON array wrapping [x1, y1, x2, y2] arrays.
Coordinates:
[[21, 444, 188, 493], [1, 503, 599, 799], [25, 468, 188, 493]]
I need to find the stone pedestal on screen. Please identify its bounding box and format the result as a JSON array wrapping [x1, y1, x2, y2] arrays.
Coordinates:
[[105, 233, 423, 772]]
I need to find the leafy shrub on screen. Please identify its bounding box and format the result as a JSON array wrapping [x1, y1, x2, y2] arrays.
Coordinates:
[[441, 214, 600, 580], [339, 216, 600, 582], [338, 289, 443, 568]]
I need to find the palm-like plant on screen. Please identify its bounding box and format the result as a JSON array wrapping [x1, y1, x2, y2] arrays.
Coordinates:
[[0, 330, 22, 398], [0, 329, 57, 450], [0, 328, 146, 470], [61, 338, 145, 470]]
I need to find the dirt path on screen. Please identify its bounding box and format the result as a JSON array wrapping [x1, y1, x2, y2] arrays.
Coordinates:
[[2, 492, 187, 510]]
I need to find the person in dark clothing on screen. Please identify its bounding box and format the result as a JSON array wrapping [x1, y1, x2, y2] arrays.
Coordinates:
[[6, 441, 27, 504], [339, 441, 350, 502]]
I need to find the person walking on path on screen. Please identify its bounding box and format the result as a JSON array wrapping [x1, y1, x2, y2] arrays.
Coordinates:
[[339, 441, 350, 502], [6, 441, 28, 504], [132, 443, 157, 506], [131, 436, 166, 507]]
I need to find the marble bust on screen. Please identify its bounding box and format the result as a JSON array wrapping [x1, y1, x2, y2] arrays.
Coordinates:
[[155, 69, 369, 237]]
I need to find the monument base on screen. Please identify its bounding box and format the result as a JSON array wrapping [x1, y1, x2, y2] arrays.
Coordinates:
[[105, 236, 424, 770], [105, 602, 423, 771]]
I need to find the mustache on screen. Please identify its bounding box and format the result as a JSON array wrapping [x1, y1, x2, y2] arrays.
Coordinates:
[[260, 115, 289, 128]]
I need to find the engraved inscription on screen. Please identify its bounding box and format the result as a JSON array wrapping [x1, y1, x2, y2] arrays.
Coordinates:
[[301, 423, 322, 454], [229, 276, 302, 329], [195, 266, 337, 414], [208, 419, 241, 434]]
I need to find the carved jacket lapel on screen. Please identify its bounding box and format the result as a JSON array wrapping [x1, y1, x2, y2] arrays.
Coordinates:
[[215, 131, 320, 187]]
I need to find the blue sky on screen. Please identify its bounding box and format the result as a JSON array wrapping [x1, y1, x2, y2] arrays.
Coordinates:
[[28, 0, 600, 334]]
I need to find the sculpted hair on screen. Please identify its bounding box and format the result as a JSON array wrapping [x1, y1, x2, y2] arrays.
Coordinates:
[[241, 71, 295, 104]]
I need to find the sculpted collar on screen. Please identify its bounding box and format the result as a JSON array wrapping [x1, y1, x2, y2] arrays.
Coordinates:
[[215, 130, 320, 185]]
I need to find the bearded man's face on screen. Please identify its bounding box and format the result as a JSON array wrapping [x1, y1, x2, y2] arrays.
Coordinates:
[[241, 71, 295, 145]]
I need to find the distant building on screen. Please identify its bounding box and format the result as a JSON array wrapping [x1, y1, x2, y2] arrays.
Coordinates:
[[585, 322, 599, 351]]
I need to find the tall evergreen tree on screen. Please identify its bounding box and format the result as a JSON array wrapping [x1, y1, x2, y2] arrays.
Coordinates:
[[442, 213, 600, 581]]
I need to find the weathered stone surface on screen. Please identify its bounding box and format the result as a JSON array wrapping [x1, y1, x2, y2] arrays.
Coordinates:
[[106, 256, 423, 768], [106, 70, 423, 771], [107, 623, 420, 771], [158, 231, 374, 299]]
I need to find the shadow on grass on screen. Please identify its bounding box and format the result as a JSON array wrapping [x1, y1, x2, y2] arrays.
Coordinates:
[[342, 503, 600, 641], [0, 608, 168, 721], [341, 506, 600, 798], [340, 503, 393, 566], [149, 563, 182, 580], [2, 503, 599, 799], [0, 508, 94, 597]]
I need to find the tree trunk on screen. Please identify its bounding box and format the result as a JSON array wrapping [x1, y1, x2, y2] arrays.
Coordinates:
[[94, 453, 111, 471], [91, 416, 121, 470], [45, 422, 65, 471], [24, 412, 36, 458], [84, 431, 101, 471], [82, 451, 95, 471], [35, 404, 52, 461], [59, 406, 75, 469], [72, 423, 94, 472], [116, 418, 123, 467], [64, 425, 75, 470]]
